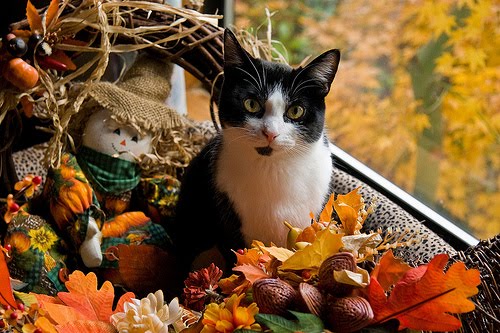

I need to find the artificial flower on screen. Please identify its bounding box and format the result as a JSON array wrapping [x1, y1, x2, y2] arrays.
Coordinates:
[[22, 316, 57, 333], [28, 228, 57, 253], [3, 194, 19, 223], [111, 290, 182, 333], [183, 263, 223, 311], [14, 174, 42, 198], [201, 293, 261, 333]]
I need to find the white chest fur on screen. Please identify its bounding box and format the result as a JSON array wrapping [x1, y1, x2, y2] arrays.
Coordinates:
[[215, 137, 333, 247]]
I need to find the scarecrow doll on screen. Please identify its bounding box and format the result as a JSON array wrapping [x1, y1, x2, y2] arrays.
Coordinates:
[[42, 53, 183, 277]]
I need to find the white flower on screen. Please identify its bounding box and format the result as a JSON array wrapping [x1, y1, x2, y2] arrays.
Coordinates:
[[111, 290, 183, 333]]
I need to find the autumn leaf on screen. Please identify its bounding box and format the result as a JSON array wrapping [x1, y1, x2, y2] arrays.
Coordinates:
[[56, 320, 117, 333], [371, 250, 412, 291], [280, 229, 343, 272], [234, 247, 264, 266], [219, 274, 251, 296], [39, 271, 134, 325], [319, 194, 335, 222], [0, 249, 17, 309], [26, 0, 43, 32], [45, 0, 60, 28], [49, 50, 77, 71], [367, 253, 480, 331], [260, 245, 294, 262], [233, 264, 270, 284], [333, 187, 365, 235]]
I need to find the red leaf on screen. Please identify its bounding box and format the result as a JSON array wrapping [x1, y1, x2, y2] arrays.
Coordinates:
[[371, 250, 412, 291], [368, 253, 480, 331], [49, 50, 77, 71], [26, 0, 43, 32], [0, 250, 17, 309]]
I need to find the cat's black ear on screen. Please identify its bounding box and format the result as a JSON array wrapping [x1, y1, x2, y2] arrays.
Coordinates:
[[301, 49, 341, 95], [223, 28, 253, 68]]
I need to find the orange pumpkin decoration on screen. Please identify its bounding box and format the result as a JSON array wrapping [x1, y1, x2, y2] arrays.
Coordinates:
[[2, 58, 39, 90], [5, 232, 31, 254], [101, 212, 150, 238], [50, 178, 93, 227]]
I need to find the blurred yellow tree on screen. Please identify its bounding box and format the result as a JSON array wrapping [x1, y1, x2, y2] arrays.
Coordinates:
[[235, 0, 499, 239]]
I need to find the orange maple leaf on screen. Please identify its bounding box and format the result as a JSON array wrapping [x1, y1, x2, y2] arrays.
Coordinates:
[[233, 264, 271, 284], [0, 249, 17, 309], [36, 271, 134, 327], [26, 0, 43, 32], [367, 253, 480, 331]]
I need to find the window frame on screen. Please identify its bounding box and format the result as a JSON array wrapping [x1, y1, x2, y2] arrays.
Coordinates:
[[330, 144, 479, 251]]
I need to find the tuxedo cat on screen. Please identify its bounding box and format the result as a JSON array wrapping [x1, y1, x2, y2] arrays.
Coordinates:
[[172, 29, 340, 270]]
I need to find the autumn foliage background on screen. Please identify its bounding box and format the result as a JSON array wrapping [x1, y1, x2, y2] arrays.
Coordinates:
[[235, 0, 499, 239]]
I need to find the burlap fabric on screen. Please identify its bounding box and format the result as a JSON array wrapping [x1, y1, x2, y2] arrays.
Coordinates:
[[87, 53, 184, 135]]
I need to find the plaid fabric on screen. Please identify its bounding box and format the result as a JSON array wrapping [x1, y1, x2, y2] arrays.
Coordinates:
[[77, 146, 141, 195]]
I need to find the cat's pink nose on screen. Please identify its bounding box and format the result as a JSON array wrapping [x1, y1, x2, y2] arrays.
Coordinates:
[[262, 129, 279, 143]]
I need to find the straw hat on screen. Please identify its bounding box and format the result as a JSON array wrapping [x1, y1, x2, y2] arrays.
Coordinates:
[[87, 53, 184, 135]]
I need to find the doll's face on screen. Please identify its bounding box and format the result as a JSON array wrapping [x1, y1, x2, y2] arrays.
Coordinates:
[[82, 109, 152, 162]]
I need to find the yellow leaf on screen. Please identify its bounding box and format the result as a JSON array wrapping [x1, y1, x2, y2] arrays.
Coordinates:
[[35, 317, 58, 333], [334, 267, 370, 288], [280, 229, 343, 272], [261, 246, 294, 262], [26, 0, 43, 32]]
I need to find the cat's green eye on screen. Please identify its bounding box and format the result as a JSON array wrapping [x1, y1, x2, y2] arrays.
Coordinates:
[[244, 98, 261, 113], [287, 105, 305, 120]]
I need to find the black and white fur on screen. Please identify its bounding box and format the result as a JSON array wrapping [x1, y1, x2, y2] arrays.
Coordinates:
[[172, 29, 340, 271]]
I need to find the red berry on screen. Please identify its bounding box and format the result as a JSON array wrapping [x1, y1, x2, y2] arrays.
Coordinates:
[[10, 311, 18, 319], [17, 303, 24, 311], [10, 203, 20, 213], [5, 305, 11, 310], [4, 244, 12, 252], [32, 176, 42, 185], [34, 328, 43, 333], [0, 319, 5, 328], [237, 249, 245, 255], [301, 270, 312, 280]]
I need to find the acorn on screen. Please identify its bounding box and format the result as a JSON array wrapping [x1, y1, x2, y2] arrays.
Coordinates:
[[318, 252, 357, 297], [296, 282, 324, 317], [253, 278, 296, 316], [324, 296, 374, 333]]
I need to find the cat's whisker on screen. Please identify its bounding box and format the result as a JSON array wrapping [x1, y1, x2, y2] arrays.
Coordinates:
[[291, 78, 321, 96], [236, 67, 262, 91], [293, 84, 322, 96], [247, 58, 264, 91], [243, 79, 261, 92]]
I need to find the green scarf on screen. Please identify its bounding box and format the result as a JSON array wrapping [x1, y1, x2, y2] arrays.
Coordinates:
[[76, 146, 141, 195]]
